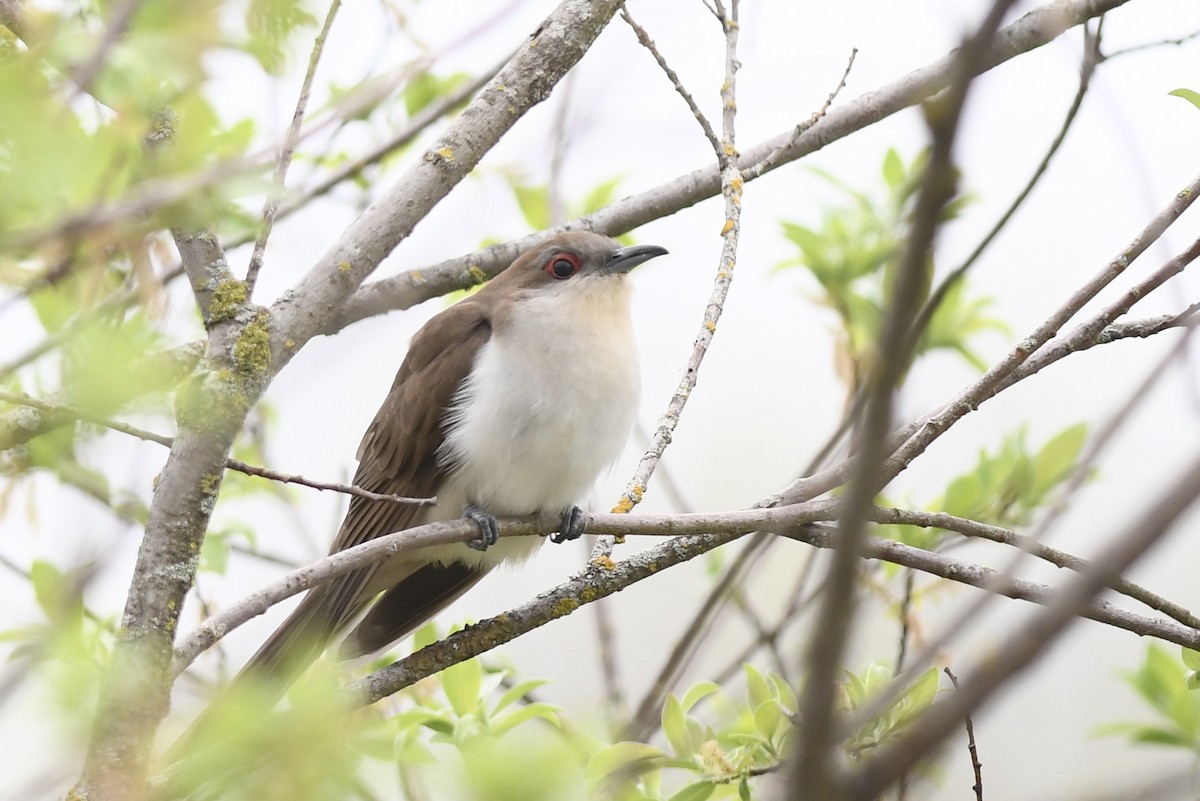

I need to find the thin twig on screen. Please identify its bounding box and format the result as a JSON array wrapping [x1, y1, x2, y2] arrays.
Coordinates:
[[0, 390, 435, 507], [619, 6, 722, 157], [626, 536, 760, 740], [846, 448, 1200, 798], [904, 19, 1103, 360], [874, 177, 1200, 512], [346, 513, 1200, 707], [742, 47, 858, 181], [593, 0, 741, 562], [870, 507, 1200, 630], [331, 0, 1133, 333], [794, 2, 1020, 794], [943, 667, 984, 801], [1102, 26, 1200, 59], [847, 311, 1200, 736], [245, 0, 342, 296], [69, 0, 142, 99]]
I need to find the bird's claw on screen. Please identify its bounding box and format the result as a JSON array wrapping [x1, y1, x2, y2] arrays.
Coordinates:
[[463, 504, 499, 551], [552, 505, 585, 544]]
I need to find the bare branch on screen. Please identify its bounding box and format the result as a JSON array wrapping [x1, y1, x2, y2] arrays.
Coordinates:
[[0, 389, 435, 507], [846, 448, 1200, 799], [69, 0, 142, 99], [742, 46, 858, 180], [271, 0, 630, 372], [619, 6, 722, 159], [795, 2, 1023, 794], [347, 509, 1200, 707], [870, 507, 1200, 630], [245, 0, 342, 296], [331, 0, 1131, 332], [0, 343, 203, 451], [906, 19, 1103, 358], [943, 667, 984, 801], [596, 0, 742, 561]]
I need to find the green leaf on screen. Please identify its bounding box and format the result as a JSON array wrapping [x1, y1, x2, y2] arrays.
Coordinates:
[[394, 734, 438, 765], [1032, 424, 1087, 492], [403, 71, 469, 116], [681, 681, 721, 714], [738, 776, 752, 801], [769, 675, 798, 713], [30, 560, 67, 618], [411, 622, 441, 652], [881, 148, 905, 189], [579, 176, 626, 215], [491, 702, 560, 735], [199, 530, 230, 575], [511, 181, 551, 230], [584, 742, 667, 783], [1169, 88, 1200, 111], [440, 656, 483, 717], [1182, 647, 1200, 672], [245, 0, 316, 74], [663, 694, 693, 757], [744, 665, 773, 709], [753, 700, 782, 741], [668, 781, 715, 801], [492, 678, 551, 714]]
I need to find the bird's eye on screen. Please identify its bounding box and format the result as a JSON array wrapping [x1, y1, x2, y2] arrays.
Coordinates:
[[544, 252, 581, 279]]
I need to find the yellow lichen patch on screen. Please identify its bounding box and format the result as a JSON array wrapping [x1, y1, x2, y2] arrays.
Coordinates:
[[208, 280, 248, 323], [723, 142, 736, 157], [730, 175, 744, 193], [409, 270, 425, 285], [233, 310, 272, 379], [705, 320, 716, 333], [552, 597, 580, 617], [338, 260, 352, 273], [200, 473, 221, 496], [285, 339, 296, 349], [467, 265, 488, 285], [589, 554, 616, 571], [720, 220, 734, 235], [579, 587, 599, 603], [433, 147, 455, 162]]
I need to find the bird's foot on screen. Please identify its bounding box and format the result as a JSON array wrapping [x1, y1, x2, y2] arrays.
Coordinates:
[[463, 504, 500, 551], [552, 505, 586, 544]]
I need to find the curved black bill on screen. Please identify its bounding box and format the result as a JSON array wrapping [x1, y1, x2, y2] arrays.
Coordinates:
[[603, 244, 669, 274]]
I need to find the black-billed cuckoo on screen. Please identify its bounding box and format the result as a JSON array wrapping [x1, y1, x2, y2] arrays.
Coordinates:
[[247, 231, 667, 678]]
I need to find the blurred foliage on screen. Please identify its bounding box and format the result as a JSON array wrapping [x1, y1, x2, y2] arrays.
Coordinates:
[[586, 662, 940, 801], [878, 424, 1089, 553], [1099, 643, 1200, 755], [0, 559, 114, 742], [775, 148, 1006, 394]]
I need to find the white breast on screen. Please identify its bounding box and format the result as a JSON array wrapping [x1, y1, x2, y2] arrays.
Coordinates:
[[439, 276, 640, 524]]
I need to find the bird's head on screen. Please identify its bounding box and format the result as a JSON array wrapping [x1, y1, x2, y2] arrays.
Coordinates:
[[489, 231, 668, 300]]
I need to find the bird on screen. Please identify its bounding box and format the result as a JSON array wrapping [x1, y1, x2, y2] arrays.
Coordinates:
[[245, 231, 668, 680]]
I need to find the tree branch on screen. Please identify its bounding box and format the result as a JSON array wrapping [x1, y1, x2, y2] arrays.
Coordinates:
[[846, 445, 1200, 799], [328, 0, 1133, 332], [270, 0, 629, 371]]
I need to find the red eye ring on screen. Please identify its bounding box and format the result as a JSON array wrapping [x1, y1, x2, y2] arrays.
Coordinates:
[[544, 252, 581, 279]]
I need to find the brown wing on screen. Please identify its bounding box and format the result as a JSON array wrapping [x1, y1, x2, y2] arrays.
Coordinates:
[[241, 300, 492, 680]]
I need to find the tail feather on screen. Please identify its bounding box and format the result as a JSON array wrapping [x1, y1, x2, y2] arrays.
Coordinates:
[[340, 561, 487, 658]]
